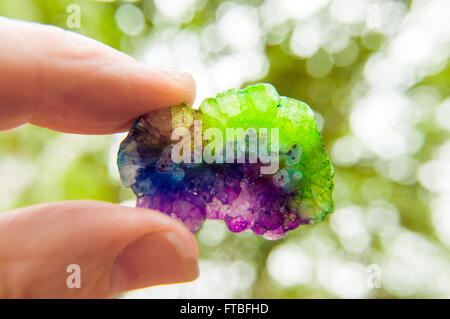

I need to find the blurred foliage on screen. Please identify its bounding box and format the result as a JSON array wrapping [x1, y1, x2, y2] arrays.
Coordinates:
[[0, 0, 449, 299]]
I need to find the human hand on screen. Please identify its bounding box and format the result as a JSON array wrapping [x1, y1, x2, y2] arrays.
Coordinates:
[[0, 17, 198, 298]]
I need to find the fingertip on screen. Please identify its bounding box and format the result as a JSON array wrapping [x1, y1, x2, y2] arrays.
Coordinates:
[[0, 200, 200, 298], [109, 228, 199, 297], [107, 205, 200, 297], [137, 64, 197, 107], [179, 71, 197, 106], [0, 18, 197, 133], [144, 65, 196, 102]]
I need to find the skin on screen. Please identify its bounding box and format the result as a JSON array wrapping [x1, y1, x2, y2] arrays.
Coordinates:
[[0, 17, 199, 298]]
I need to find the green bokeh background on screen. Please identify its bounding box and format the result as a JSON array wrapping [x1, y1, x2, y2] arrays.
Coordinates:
[[0, 0, 449, 298]]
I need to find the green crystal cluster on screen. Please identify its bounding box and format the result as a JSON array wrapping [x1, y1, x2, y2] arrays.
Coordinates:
[[198, 83, 334, 222]]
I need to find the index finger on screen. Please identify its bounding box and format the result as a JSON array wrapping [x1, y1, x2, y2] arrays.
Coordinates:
[[0, 17, 195, 134]]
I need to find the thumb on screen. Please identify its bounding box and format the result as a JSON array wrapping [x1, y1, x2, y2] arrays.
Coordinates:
[[0, 200, 199, 298]]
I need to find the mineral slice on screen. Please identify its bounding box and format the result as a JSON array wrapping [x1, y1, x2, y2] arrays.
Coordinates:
[[117, 83, 334, 240]]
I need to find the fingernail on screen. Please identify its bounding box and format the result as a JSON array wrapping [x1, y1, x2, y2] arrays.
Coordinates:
[[150, 65, 192, 82], [110, 231, 199, 297]]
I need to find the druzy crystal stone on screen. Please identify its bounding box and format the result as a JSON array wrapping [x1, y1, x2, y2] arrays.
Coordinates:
[[117, 83, 334, 240]]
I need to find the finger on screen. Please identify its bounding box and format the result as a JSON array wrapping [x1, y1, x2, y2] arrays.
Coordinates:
[[0, 201, 199, 298], [0, 17, 195, 133]]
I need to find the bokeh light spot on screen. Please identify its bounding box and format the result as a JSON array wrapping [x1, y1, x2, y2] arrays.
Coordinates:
[[115, 3, 145, 36]]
